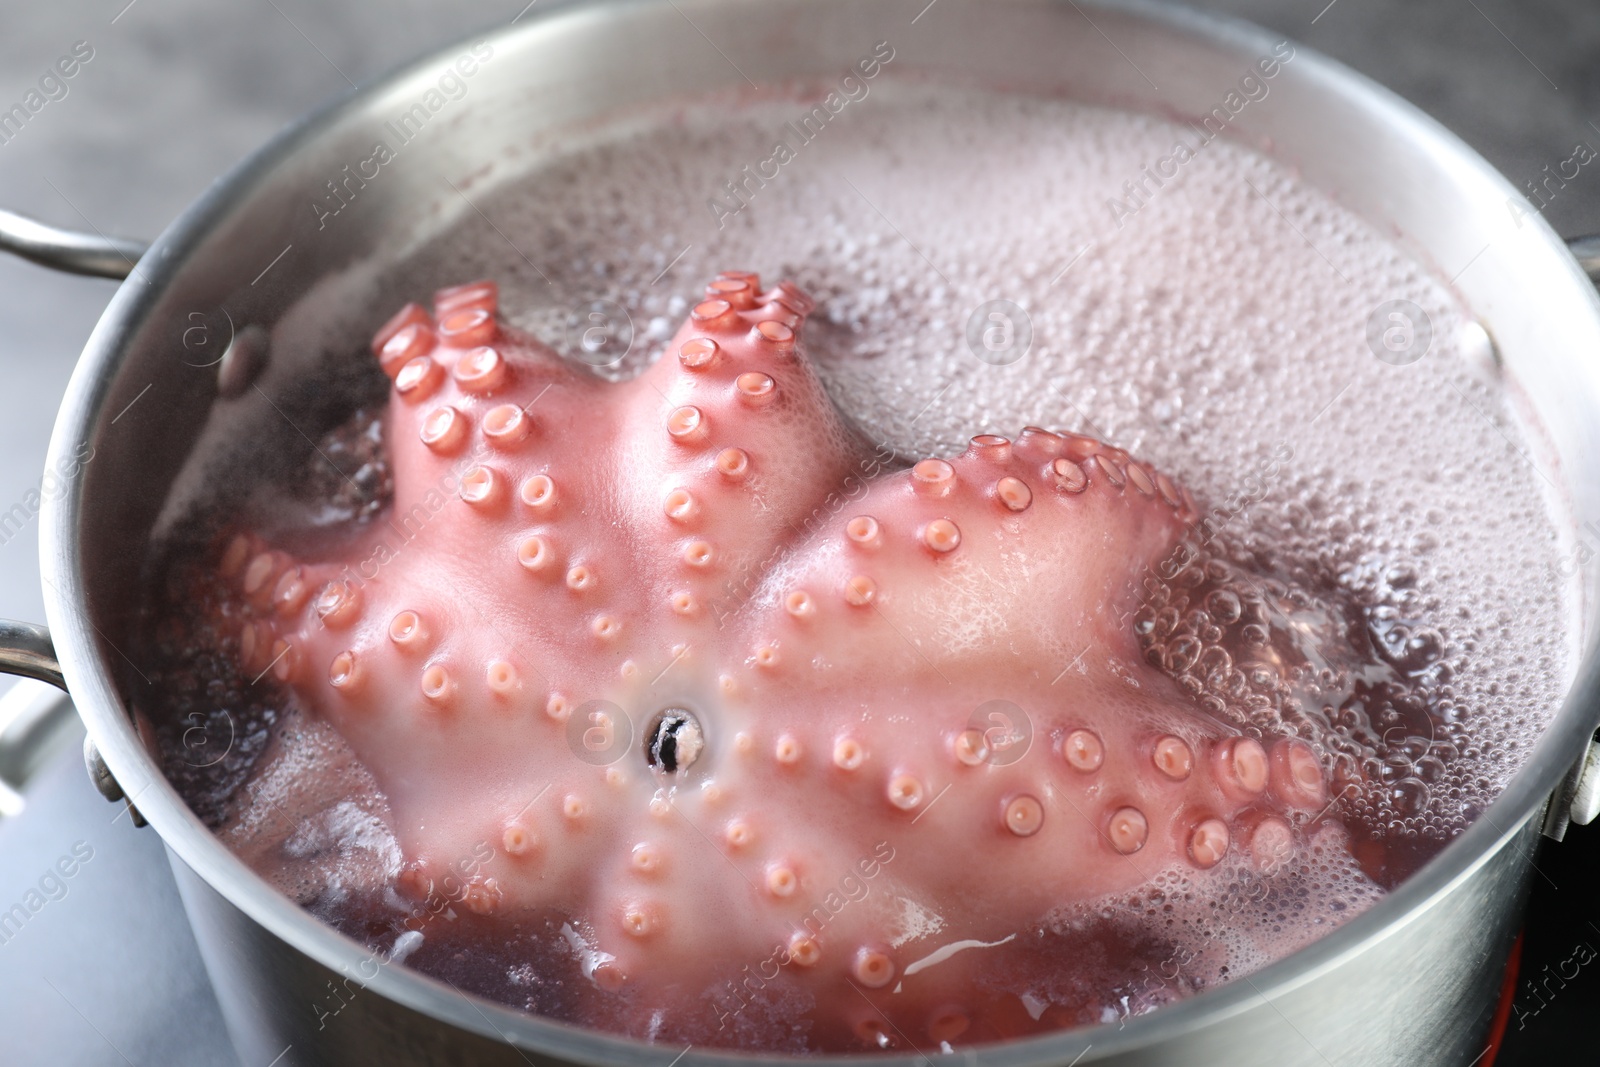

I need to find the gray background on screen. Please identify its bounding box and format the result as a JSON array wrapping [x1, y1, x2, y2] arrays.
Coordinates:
[[0, 0, 1596, 1064]]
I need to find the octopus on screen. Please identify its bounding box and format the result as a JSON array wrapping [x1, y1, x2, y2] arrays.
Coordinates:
[[205, 272, 1348, 1050]]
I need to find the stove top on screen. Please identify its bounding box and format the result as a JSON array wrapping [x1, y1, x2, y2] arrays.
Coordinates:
[[0, 1, 1595, 1064]]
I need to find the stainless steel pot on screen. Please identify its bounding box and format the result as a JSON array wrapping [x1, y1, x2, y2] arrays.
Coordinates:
[[3, 1, 1599, 1064]]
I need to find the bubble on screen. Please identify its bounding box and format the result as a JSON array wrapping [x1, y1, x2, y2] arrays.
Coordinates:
[[1205, 590, 1242, 624], [1163, 635, 1200, 673]]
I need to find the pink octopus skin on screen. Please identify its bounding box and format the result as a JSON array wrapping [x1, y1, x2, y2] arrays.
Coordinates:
[[214, 273, 1334, 1047]]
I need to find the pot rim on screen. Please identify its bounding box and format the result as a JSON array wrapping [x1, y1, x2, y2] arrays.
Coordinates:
[[38, 0, 1600, 1062]]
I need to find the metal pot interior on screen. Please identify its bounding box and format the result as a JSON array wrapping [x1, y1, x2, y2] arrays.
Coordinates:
[[40, 0, 1600, 1060]]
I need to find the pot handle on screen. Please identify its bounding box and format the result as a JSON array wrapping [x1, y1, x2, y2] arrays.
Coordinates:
[[1567, 234, 1600, 284], [0, 619, 64, 690], [0, 623, 80, 820], [0, 621, 143, 822], [0, 680, 76, 818], [0, 208, 145, 280]]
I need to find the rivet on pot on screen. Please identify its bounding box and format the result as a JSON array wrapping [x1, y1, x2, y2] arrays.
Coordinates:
[[218, 324, 269, 399], [83, 736, 124, 803]]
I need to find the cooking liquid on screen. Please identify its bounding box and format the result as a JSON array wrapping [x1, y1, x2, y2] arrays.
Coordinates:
[[134, 82, 1578, 1051]]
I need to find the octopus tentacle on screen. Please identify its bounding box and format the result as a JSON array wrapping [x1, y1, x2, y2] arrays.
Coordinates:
[[206, 274, 1342, 1047]]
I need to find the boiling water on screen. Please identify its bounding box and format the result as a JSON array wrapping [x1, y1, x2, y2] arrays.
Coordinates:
[[136, 81, 1578, 1049]]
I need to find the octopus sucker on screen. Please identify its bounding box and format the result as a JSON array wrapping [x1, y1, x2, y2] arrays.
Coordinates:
[[195, 273, 1363, 1049]]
